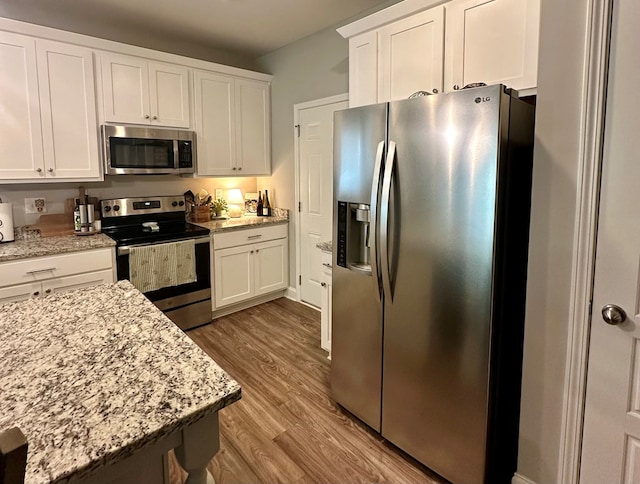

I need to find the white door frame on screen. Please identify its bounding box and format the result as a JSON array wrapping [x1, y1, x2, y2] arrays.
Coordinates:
[[293, 93, 348, 304], [555, 0, 613, 482]]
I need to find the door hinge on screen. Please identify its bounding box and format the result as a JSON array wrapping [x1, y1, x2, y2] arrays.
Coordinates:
[[295, 124, 300, 137], [298, 201, 302, 212], [299, 275, 302, 285]]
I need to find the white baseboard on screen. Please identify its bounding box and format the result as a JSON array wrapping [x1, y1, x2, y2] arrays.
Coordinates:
[[285, 286, 297, 301], [512, 473, 538, 484]]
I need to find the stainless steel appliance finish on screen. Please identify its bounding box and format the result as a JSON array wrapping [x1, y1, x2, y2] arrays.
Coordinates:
[[332, 85, 535, 484], [101, 195, 212, 331], [102, 125, 196, 175]]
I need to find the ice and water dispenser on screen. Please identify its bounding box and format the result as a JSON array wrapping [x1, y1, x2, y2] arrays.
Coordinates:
[[336, 201, 372, 274]]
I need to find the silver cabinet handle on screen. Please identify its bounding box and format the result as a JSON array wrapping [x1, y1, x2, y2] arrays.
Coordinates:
[[322, 263, 332, 268], [238, 167, 242, 171], [380, 141, 396, 303], [247, 235, 262, 240], [369, 140, 385, 301], [232, 167, 237, 171], [432, 88, 439, 94], [250, 250, 254, 254], [48, 168, 54, 173], [144, 114, 150, 119], [453, 84, 460, 90], [45, 289, 51, 294], [36, 168, 42, 173], [26, 268, 56, 275], [33, 291, 40, 297], [152, 115, 158, 120]]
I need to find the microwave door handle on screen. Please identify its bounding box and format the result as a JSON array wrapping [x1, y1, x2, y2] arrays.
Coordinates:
[[173, 139, 180, 170]]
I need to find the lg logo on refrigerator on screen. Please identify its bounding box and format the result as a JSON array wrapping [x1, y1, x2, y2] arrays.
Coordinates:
[[475, 96, 491, 103]]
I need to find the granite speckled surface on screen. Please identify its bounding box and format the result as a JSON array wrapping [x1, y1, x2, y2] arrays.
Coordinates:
[[196, 216, 288, 233], [0, 280, 241, 484], [0, 234, 116, 263], [316, 241, 332, 253]]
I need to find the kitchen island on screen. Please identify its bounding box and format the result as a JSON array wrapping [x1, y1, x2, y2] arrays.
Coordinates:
[[0, 280, 241, 484]]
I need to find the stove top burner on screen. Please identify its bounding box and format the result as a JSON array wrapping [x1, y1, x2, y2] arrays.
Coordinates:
[[100, 195, 210, 246]]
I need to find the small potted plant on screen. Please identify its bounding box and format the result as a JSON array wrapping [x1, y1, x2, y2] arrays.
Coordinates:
[[211, 198, 228, 218]]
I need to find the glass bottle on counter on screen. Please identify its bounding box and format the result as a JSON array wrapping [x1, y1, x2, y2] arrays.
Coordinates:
[[263, 190, 272, 217], [257, 191, 263, 217]]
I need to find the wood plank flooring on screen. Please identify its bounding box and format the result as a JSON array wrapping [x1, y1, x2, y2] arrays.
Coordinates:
[[170, 298, 448, 484]]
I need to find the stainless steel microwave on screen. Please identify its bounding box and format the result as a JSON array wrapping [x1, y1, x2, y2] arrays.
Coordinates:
[[102, 125, 196, 175]]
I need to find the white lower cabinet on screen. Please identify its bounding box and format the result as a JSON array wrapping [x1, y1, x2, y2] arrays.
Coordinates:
[[320, 250, 332, 355], [212, 224, 288, 310], [0, 248, 115, 305]]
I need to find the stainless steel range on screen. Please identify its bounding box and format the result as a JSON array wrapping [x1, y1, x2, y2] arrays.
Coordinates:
[[101, 195, 211, 330]]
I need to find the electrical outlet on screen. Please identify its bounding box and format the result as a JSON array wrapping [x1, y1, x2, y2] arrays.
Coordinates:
[[25, 198, 46, 214]]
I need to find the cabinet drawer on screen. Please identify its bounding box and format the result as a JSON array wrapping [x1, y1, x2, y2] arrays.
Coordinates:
[[213, 224, 287, 250], [0, 248, 113, 288]]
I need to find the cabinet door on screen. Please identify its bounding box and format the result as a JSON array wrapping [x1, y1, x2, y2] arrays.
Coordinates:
[[149, 62, 191, 128], [444, 0, 540, 93], [42, 269, 114, 295], [101, 52, 150, 125], [0, 31, 45, 179], [0, 282, 41, 305], [235, 78, 271, 175], [379, 7, 445, 102], [214, 245, 253, 308], [36, 40, 101, 180], [254, 238, 288, 297], [194, 71, 236, 176], [348, 31, 379, 108]]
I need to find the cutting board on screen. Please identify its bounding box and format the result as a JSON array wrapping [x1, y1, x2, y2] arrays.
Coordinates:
[[25, 213, 75, 237]]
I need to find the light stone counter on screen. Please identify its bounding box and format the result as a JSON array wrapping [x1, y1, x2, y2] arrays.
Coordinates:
[[196, 216, 288, 233], [316, 241, 332, 253], [0, 233, 116, 263], [0, 280, 241, 484]]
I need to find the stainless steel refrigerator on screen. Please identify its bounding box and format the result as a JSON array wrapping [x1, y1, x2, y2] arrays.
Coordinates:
[[331, 85, 535, 484]]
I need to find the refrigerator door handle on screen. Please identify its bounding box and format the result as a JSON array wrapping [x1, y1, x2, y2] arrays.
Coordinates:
[[369, 140, 385, 300], [380, 140, 396, 302]]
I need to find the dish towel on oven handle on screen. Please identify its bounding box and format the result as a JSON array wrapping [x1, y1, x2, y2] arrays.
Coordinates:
[[128, 239, 197, 293]]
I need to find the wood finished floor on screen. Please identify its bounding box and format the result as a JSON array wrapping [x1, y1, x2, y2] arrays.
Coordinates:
[[169, 297, 448, 484]]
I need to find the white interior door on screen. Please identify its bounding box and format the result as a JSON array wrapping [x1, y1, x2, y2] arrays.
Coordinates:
[[580, 0, 640, 481], [297, 95, 348, 307]]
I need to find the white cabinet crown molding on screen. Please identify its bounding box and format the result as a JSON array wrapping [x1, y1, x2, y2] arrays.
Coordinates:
[[0, 17, 272, 82], [337, 0, 448, 38]]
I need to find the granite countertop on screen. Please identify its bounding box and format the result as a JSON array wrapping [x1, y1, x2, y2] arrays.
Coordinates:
[[196, 216, 289, 233], [0, 280, 241, 484], [0, 234, 116, 263], [316, 241, 332, 252]]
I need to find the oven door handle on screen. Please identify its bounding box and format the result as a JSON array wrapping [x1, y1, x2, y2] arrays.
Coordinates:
[[117, 235, 210, 256]]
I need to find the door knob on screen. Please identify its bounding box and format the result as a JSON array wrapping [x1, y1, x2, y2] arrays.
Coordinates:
[[602, 304, 627, 325]]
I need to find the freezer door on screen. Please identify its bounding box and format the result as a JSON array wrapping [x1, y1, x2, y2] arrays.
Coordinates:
[[381, 85, 503, 484], [331, 103, 386, 431]]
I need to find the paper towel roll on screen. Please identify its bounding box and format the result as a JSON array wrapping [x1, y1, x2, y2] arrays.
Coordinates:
[[0, 203, 15, 243]]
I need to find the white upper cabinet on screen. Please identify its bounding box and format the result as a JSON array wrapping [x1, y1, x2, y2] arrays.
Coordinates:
[[0, 32, 101, 182], [444, 0, 540, 94], [235, 78, 270, 176], [37, 40, 101, 180], [348, 31, 379, 108], [340, 0, 540, 105], [379, 7, 444, 102], [101, 52, 191, 128], [195, 71, 271, 176], [0, 32, 45, 179]]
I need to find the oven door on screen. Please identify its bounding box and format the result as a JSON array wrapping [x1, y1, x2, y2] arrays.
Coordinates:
[[116, 236, 211, 330]]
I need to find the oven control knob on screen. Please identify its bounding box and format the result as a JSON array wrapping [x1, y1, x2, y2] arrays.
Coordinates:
[[178, 201, 184, 206], [113, 205, 120, 212], [104, 206, 111, 212], [172, 201, 178, 207]]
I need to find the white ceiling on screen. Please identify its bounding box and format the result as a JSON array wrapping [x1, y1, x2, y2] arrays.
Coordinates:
[[0, 0, 398, 59]]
